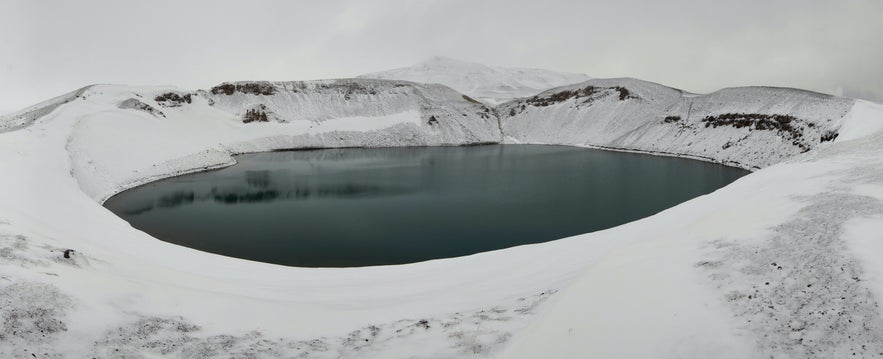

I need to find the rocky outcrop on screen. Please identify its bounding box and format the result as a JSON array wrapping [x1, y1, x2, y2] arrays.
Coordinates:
[[153, 92, 193, 108], [119, 98, 165, 118]]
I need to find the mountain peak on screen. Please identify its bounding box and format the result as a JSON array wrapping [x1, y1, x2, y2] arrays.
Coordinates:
[[360, 58, 589, 105], [417, 56, 483, 65], [421, 55, 459, 64]]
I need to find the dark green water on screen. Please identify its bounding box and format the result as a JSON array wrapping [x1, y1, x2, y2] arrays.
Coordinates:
[[104, 145, 747, 267]]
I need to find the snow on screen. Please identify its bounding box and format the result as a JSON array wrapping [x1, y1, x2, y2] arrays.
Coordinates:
[[360, 56, 590, 105], [0, 66, 882, 358], [836, 100, 883, 141], [498, 79, 855, 170], [63, 80, 500, 202], [504, 100, 883, 358], [844, 214, 883, 310], [0, 85, 90, 132], [503, 234, 757, 359]]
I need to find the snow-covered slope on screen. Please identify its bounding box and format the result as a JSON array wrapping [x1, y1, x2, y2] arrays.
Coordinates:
[[499, 78, 855, 169], [503, 100, 883, 358], [63, 79, 500, 201], [360, 56, 590, 105], [0, 85, 91, 132], [1, 70, 883, 358]]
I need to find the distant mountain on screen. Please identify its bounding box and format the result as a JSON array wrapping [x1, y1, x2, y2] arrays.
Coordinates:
[[359, 56, 590, 105]]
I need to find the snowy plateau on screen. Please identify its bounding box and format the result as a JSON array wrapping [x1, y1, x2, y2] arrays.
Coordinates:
[[1, 58, 883, 358]]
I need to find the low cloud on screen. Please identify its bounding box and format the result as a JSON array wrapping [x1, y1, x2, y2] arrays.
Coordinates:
[[1, 0, 880, 114]]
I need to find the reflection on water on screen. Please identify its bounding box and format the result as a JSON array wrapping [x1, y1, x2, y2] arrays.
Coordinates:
[[138, 180, 409, 209], [245, 171, 271, 189], [158, 191, 195, 208], [211, 189, 279, 204], [104, 145, 748, 267]]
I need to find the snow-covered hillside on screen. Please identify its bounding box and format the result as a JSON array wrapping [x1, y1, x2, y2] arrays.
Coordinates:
[[360, 56, 589, 105], [1, 68, 883, 358], [503, 100, 883, 358], [499, 78, 855, 169], [62, 79, 500, 201]]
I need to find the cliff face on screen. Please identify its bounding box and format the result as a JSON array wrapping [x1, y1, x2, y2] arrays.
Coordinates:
[[498, 78, 855, 169]]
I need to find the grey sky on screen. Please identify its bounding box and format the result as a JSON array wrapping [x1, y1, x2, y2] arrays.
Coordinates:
[[2, 0, 881, 114]]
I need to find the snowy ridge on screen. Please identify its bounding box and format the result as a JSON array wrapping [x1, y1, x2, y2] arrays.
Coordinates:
[[499, 78, 855, 169], [0, 70, 882, 358], [0, 85, 91, 132], [360, 56, 590, 105]]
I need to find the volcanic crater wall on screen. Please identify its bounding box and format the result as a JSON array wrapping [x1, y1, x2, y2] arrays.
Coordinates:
[[203, 79, 502, 146], [498, 78, 855, 169]]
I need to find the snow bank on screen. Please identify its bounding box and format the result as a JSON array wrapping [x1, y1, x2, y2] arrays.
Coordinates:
[[1, 72, 882, 358]]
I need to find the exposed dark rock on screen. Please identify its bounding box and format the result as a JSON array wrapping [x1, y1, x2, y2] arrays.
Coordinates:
[[428, 116, 439, 125], [477, 106, 493, 119], [339, 82, 378, 100], [242, 108, 269, 123], [210, 83, 235, 95], [240, 104, 276, 124], [154, 92, 192, 107], [524, 86, 597, 107], [462, 95, 482, 104], [663, 115, 681, 123], [118, 98, 165, 118], [820, 131, 839, 142], [522, 85, 634, 108], [210, 82, 276, 96], [299, 81, 379, 99], [701, 113, 813, 152], [612, 86, 633, 101]]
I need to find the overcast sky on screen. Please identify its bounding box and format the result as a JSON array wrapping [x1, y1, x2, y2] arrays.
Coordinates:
[[2, 0, 881, 114]]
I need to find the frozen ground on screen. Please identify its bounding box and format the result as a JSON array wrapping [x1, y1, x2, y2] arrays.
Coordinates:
[[1, 71, 882, 358]]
